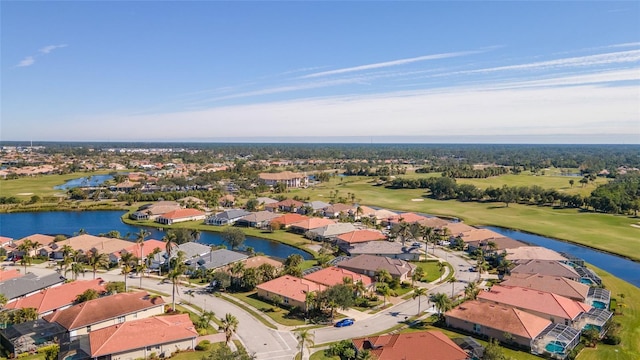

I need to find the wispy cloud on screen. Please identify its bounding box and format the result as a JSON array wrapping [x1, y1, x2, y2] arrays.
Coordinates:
[[16, 56, 36, 67], [39, 44, 68, 54], [302, 50, 482, 78], [15, 44, 68, 68]]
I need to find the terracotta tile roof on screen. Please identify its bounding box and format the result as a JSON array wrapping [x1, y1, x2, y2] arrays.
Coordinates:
[[477, 285, 592, 320], [337, 230, 386, 244], [501, 273, 589, 302], [355, 206, 377, 216], [276, 199, 304, 208], [352, 330, 468, 360], [323, 203, 356, 214], [56, 235, 134, 257], [459, 229, 506, 242], [0, 236, 14, 246], [271, 213, 309, 226], [303, 266, 373, 287], [289, 218, 337, 231], [510, 260, 579, 279], [504, 246, 567, 261], [15, 234, 56, 246], [416, 217, 449, 228], [256, 275, 326, 304], [44, 291, 165, 330], [446, 300, 552, 339], [114, 240, 166, 259], [441, 222, 476, 236], [466, 237, 527, 251], [89, 314, 197, 357], [238, 255, 283, 270], [0, 268, 23, 281], [4, 279, 107, 314], [387, 212, 428, 224], [159, 208, 205, 220]]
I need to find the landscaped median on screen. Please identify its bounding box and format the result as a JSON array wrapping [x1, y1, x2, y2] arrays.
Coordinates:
[[227, 291, 307, 327]]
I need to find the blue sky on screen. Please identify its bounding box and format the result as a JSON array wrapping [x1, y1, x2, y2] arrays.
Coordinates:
[[2, 1, 639, 143]]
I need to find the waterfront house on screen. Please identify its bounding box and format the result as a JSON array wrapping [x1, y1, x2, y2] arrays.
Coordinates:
[[504, 246, 568, 262], [466, 237, 526, 253], [510, 260, 580, 281], [322, 203, 356, 218], [306, 223, 357, 242], [386, 212, 428, 225], [345, 241, 422, 261], [352, 331, 469, 360], [445, 300, 552, 349], [477, 285, 591, 325], [289, 217, 337, 234], [205, 209, 251, 226], [500, 274, 591, 302], [335, 230, 387, 250], [85, 314, 197, 360], [52, 234, 133, 260], [235, 211, 280, 228], [4, 279, 107, 316], [186, 249, 248, 272], [256, 275, 326, 311], [270, 213, 309, 229], [336, 254, 416, 281], [156, 208, 206, 225]]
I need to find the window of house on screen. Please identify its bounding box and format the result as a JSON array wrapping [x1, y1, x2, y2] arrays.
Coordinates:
[[117, 316, 125, 323], [87, 326, 91, 332], [283, 297, 289, 304], [473, 324, 481, 333]]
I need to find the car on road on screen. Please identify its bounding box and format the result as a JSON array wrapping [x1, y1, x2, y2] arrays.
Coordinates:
[[411, 242, 421, 247], [335, 318, 355, 327]]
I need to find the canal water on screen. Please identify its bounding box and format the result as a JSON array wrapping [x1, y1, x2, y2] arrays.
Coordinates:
[[0, 211, 311, 260], [485, 226, 640, 288], [54, 175, 114, 190]]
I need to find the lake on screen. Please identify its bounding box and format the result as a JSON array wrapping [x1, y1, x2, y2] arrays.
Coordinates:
[[485, 226, 640, 288], [54, 175, 114, 190], [0, 211, 312, 260]]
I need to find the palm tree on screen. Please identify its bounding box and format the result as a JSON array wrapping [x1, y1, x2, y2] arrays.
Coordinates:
[[120, 252, 136, 292], [377, 284, 392, 307], [163, 232, 177, 273], [87, 251, 109, 279], [464, 281, 480, 300], [376, 269, 392, 284], [230, 261, 245, 289], [476, 250, 486, 281], [412, 287, 428, 315], [448, 277, 457, 298], [70, 262, 85, 280], [412, 267, 425, 286], [296, 329, 315, 360], [221, 313, 239, 345], [397, 221, 413, 246], [421, 226, 435, 256], [305, 291, 317, 317], [356, 349, 374, 360], [0, 293, 8, 309], [135, 229, 150, 265], [354, 280, 367, 298], [437, 261, 445, 282], [136, 262, 147, 288], [429, 292, 452, 318], [148, 247, 162, 275], [166, 250, 187, 311]]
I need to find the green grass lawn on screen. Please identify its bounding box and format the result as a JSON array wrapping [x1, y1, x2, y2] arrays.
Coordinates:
[[173, 304, 218, 334], [410, 260, 444, 282], [228, 291, 307, 326], [309, 351, 340, 360], [288, 176, 640, 261], [0, 171, 114, 198]]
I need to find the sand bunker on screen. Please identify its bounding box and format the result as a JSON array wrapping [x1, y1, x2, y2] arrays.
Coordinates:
[[16, 193, 34, 196], [411, 198, 424, 202]]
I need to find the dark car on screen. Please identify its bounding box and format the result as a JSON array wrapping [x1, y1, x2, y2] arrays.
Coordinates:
[[411, 242, 421, 247], [335, 318, 355, 327]]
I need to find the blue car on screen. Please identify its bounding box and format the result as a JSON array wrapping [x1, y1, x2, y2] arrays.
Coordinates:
[[335, 318, 355, 327]]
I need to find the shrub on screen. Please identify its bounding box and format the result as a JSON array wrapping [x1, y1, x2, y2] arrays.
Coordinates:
[[602, 335, 621, 345], [195, 340, 211, 351]]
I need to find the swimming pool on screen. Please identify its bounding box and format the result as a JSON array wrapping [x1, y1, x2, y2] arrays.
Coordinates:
[[592, 300, 607, 309], [545, 341, 566, 354]]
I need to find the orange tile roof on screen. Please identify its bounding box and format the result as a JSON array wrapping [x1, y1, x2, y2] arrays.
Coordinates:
[[56, 235, 134, 257], [259, 171, 305, 181], [0, 236, 13, 246], [352, 330, 468, 360], [446, 300, 552, 339], [4, 279, 107, 314], [256, 275, 327, 304], [477, 285, 592, 320], [416, 217, 449, 228], [271, 213, 309, 226], [276, 198, 304, 207], [387, 212, 428, 224], [289, 218, 337, 231], [44, 291, 165, 330], [501, 273, 589, 301], [89, 314, 197, 357], [159, 208, 205, 220], [114, 239, 166, 259], [0, 268, 23, 281], [303, 266, 373, 287], [337, 230, 386, 244], [441, 222, 476, 236], [459, 228, 506, 242], [15, 234, 56, 246]]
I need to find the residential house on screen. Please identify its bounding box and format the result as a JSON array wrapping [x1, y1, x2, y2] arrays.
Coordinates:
[[134, 201, 182, 220], [205, 209, 251, 226], [386, 212, 428, 225], [303, 266, 373, 289], [156, 209, 206, 225], [4, 279, 107, 316], [218, 194, 236, 207], [8, 234, 56, 258], [510, 260, 580, 281], [52, 235, 133, 261], [441, 222, 477, 237], [466, 237, 526, 253], [1, 273, 66, 303], [255, 197, 279, 207], [504, 246, 568, 262], [289, 218, 337, 234], [111, 239, 166, 263], [269, 199, 304, 213], [300, 200, 331, 215], [256, 275, 327, 311], [235, 211, 280, 228], [335, 230, 387, 250], [156, 242, 212, 269], [186, 249, 248, 272], [500, 274, 591, 302], [86, 314, 198, 360], [322, 203, 356, 218], [345, 241, 422, 261], [336, 255, 416, 281], [477, 285, 591, 325], [0, 319, 65, 356], [416, 217, 449, 229], [349, 205, 377, 221], [43, 291, 165, 337], [0, 268, 23, 282], [258, 171, 307, 188], [445, 300, 552, 349], [352, 331, 469, 360], [306, 223, 357, 242], [270, 214, 310, 229], [372, 209, 397, 225]]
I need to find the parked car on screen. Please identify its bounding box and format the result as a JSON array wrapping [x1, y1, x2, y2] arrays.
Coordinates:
[[335, 318, 355, 327], [411, 242, 421, 247]]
